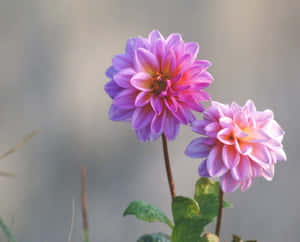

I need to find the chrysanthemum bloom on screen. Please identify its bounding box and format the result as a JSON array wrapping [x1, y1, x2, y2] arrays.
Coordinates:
[[105, 30, 214, 141], [185, 100, 286, 192]]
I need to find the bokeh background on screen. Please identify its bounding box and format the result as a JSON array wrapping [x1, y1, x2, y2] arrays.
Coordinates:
[[0, 0, 299, 241]]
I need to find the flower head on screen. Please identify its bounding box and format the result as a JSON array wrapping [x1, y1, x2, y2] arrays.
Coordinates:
[[105, 30, 214, 141], [185, 100, 286, 192]]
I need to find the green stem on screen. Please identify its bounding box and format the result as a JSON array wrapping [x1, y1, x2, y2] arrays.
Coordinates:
[[215, 185, 224, 236], [0, 217, 16, 242], [83, 229, 90, 242]]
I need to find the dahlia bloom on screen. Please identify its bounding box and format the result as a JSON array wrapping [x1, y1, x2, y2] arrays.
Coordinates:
[[185, 100, 286, 192], [105, 30, 214, 141]]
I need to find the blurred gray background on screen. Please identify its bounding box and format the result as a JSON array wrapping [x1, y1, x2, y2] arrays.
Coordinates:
[[0, 0, 298, 241]]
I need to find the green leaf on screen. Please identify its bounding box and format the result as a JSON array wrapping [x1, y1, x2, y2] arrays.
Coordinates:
[[194, 178, 231, 220], [137, 233, 170, 242], [0, 217, 16, 242], [232, 234, 242, 242], [171, 216, 211, 242], [200, 233, 219, 242], [123, 200, 173, 228], [172, 196, 200, 224], [232, 234, 257, 242]]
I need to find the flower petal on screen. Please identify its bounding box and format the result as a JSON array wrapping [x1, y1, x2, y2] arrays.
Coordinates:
[[234, 111, 248, 129], [262, 165, 274, 181], [148, 30, 164, 43], [265, 120, 285, 140], [234, 139, 252, 155], [233, 124, 248, 139], [151, 112, 166, 134], [151, 96, 164, 114], [105, 66, 117, 78], [204, 122, 219, 137], [184, 42, 199, 60], [194, 59, 212, 69], [219, 117, 233, 128], [222, 145, 240, 168], [109, 105, 133, 121], [163, 112, 180, 140], [161, 50, 176, 75], [175, 54, 193, 74], [198, 159, 210, 177], [250, 160, 263, 177], [244, 99, 256, 114], [240, 179, 253, 192], [135, 48, 159, 74], [132, 106, 155, 129], [114, 68, 136, 88], [165, 33, 182, 50], [125, 38, 136, 57], [180, 95, 204, 112], [172, 105, 189, 124], [220, 172, 240, 192], [249, 144, 272, 165], [272, 148, 287, 162], [113, 89, 137, 109], [130, 72, 153, 91], [136, 125, 151, 142], [231, 155, 252, 181], [193, 90, 211, 102], [254, 110, 273, 128], [164, 96, 178, 112], [185, 137, 213, 158], [154, 39, 166, 64], [206, 144, 228, 177], [217, 128, 234, 145], [135, 92, 152, 107], [112, 54, 132, 70], [104, 80, 123, 99], [196, 71, 215, 82]]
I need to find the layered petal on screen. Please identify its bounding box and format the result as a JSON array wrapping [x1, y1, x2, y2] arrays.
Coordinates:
[[135, 48, 159, 74], [114, 68, 135, 88], [105, 30, 214, 141], [114, 89, 137, 109], [109, 105, 134, 121], [206, 144, 228, 177], [220, 172, 240, 193], [198, 159, 210, 177], [130, 72, 153, 91], [186, 100, 286, 192], [132, 106, 155, 129], [185, 137, 214, 158]]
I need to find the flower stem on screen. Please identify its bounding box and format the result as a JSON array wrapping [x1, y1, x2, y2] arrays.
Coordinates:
[[215, 185, 224, 236], [161, 134, 176, 199], [81, 167, 90, 242]]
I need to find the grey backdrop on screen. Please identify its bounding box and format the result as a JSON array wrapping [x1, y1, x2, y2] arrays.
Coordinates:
[[0, 0, 298, 241]]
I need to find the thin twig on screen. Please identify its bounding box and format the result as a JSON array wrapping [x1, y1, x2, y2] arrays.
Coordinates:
[[0, 129, 39, 161], [215, 186, 224, 236], [161, 134, 176, 199], [81, 167, 89, 242], [67, 199, 75, 242], [0, 171, 15, 178]]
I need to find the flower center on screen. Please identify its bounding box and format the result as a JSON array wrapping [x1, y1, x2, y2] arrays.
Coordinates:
[[151, 73, 168, 95]]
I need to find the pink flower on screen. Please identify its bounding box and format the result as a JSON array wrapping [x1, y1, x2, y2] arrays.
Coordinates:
[[185, 100, 287, 192], [105, 30, 213, 141]]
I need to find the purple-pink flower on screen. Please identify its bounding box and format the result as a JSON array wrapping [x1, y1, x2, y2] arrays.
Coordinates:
[[185, 100, 287, 192], [105, 30, 214, 141]]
